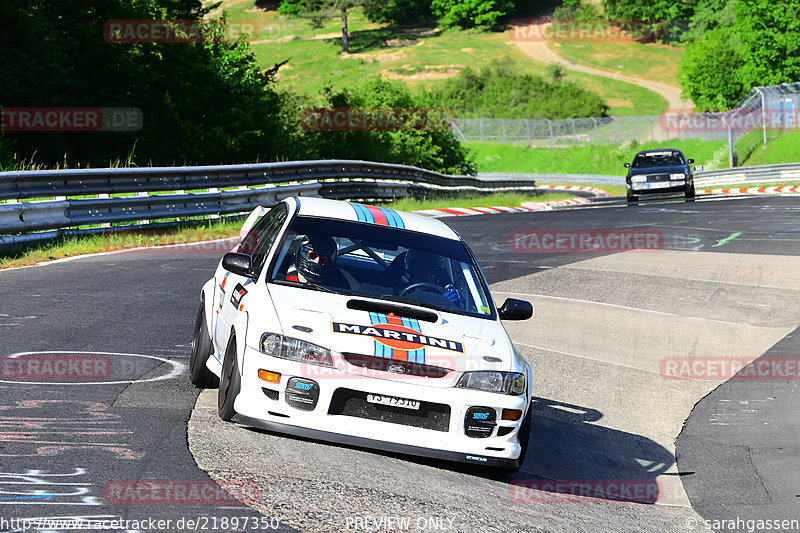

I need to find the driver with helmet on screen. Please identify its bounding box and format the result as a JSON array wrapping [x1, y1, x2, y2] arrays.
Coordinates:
[[401, 249, 462, 306], [285, 234, 338, 284]]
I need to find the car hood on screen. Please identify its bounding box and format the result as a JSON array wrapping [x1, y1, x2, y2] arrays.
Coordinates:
[[628, 165, 688, 177], [266, 284, 516, 377]]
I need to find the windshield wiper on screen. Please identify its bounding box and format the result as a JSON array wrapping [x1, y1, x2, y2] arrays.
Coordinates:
[[271, 279, 340, 294]]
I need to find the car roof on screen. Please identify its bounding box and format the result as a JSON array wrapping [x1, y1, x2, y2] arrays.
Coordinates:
[[635, 149, 685, 157], [289, 197, 461, 240]]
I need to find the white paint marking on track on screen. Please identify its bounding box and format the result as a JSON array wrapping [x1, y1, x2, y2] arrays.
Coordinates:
[[493, 290, 770, 328], [0, 351, 185, 386]]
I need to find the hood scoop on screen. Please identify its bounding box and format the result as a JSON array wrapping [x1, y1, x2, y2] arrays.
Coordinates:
[[346, 299, 438, 323]]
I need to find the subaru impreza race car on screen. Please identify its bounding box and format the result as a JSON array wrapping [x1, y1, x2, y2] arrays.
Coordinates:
[[624, 148, 696, 203], [190, 197, 534, 472]]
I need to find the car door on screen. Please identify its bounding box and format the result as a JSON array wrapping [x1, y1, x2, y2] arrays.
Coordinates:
[[213, 203, 288, 356]]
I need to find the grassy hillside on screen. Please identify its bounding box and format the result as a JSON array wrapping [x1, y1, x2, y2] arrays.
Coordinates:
[[742, 131, 800, 166], [215, 2, 669, 115]]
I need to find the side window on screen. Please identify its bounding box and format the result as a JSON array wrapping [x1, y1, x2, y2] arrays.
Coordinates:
[[240, 204, 288, 276]]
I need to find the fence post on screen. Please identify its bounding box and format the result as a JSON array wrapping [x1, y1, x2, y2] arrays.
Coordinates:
[[501, 119, 507, 143], [570, 118, 577, 144], [546, 119, 554, 149], [631, 116, 638, 142], [648, 116, 654, 141], [523, 119, 530, 145], [592, 118, 598, 145], [758, 87, 767, 144], [726, 115, 734, 168], [614, 117, 618, 144], [479, 119, 484, 142]]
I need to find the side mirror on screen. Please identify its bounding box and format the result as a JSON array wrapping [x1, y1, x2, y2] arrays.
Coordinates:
[[222, 252, 256, 279], [623, 162, 631, 168], [687, 158, 695, 164], [498, 298, 533, 321]]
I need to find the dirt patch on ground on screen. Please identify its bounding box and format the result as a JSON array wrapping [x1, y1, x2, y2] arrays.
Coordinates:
[[345, 49, 410, 63], [384, 67, 461, 80], [250, 34, 296, 45], [400, 27, 441, 38], [384, 38, 419, 48], [460, 48, 475, 53], [310, 32, 342, 40], [605, 99, 634, 107]]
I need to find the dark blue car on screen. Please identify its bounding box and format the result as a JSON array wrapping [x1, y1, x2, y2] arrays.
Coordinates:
[[624, 149, 696, 203]]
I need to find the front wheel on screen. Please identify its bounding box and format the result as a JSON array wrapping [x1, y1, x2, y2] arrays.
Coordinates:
[[685, 183, 696, 201], [218, 335, 241, 422], [189, 302, 219, 388], [626, 194, 638, 204]]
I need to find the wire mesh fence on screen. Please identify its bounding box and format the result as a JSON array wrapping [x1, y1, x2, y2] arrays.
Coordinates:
[[452, 82, 800, 167]]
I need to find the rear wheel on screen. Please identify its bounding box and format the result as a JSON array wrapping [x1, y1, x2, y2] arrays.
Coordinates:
[[218, 335, 241, 422], [189, 302, 219, 388]]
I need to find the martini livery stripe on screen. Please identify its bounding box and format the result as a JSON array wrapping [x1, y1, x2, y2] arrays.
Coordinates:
[[333, 321, 464, 354], [348, 202, 405, 228]]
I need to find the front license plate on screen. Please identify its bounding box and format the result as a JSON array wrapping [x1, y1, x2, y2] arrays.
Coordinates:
[[647, 181, 672, 189], [366, 394, 420, 410]]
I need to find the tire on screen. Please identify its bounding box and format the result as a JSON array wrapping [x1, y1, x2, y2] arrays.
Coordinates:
[[627, 194, 638, 204], [218, 334, 241, 422], [685, 183, 696, 201], [497, 405, 532, 475], [189, 302, 219, 388]]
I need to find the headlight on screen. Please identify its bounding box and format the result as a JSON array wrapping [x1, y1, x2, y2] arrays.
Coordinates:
[[670, 173, 685, 180], [259, 333, 333, 367], [456, 371, 526, 395], [631, 176, 647, 183]]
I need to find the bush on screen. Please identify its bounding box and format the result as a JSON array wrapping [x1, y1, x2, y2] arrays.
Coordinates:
[[428, 61, 609, 119], [302, 77, 476, 175], [277, 0, 306, 17]]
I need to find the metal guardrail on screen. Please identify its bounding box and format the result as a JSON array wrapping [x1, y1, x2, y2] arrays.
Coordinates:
[[0, 160, 540, 242], [478, 163, 800, 189]]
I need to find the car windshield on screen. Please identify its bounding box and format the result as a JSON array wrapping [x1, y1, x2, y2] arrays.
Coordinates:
[[632, 151, 685, 168], [267, 216, 494, 319]]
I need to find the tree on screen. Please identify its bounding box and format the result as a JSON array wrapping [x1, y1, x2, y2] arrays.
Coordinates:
[[362, 0, 433, 24], [430, 0, 515, 29], [734, 0, 800, 88], [678, 28, 745, 110]]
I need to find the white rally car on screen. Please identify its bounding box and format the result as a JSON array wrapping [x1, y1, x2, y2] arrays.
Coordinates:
[[190, 197, 534, 472]]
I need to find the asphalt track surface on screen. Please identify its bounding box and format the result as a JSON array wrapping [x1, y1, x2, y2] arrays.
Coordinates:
[[0, 195, 798, 533]]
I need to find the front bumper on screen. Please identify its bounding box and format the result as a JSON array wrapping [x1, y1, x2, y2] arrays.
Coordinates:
[[629, 179, 690, 196], [232, 345, 530, 467]]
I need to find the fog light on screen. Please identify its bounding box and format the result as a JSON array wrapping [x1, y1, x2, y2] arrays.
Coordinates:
[[258, 369, 281, 384], [502, 409, 522, 421], [464, 406, 496, 438]]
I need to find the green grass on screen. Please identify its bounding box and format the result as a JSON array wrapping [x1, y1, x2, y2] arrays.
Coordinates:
[[215, 2, 669, 115], [379, 192, 576, 211], [0, 220, 243, 269], [469, 139, 727, 175], [741, 131, 800, 167], [552, 40, 684, 89]]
